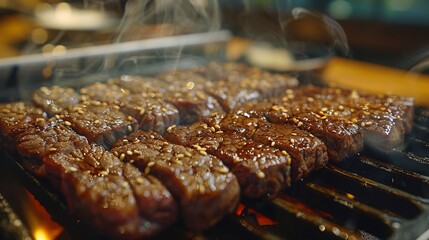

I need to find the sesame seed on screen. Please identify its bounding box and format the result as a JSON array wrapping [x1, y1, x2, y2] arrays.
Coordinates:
[[361, 122, 366, 127], [351, 118, 358, 123], [99, 171, 108, 176], [69, 167, 78, 172], [286, 157, 292, 165], [176, 153, 185, 158], [271, 105, 280, 111], [133, 139, 140, 143], [364, 111, 370, 115], [49, 147, 57, 152], [281, 150, 288, 155], [64, 121, 72, 126], [127, 125, 133, 132], [126, 150, 133, 155], [133, 149, 142, 155], [309, 134, 314, 137], [297, 122, 303, 127], [127, 116, 134, 121], [291, 132, 297, 136], [36, 118, 45, 123], [256, 171, 265, 179], [210, 127, 216, 133], [199, 150, 208, 156], [271, 141, 275, 147], [216, 130, 224, 134], [365, 121, 373, 125], [185, 152, 192, 157], [78, 110, 85, 114], [113, 151, 118, 157], [163, 141, 169, 145], [217, 167, 229, 174], [94, 120, 100, 124], [140, 109, 145, 115], [307, 97, 314, 102], [290, 139, 295, 143], [292, 118, 298, 124], [233, 157, 241, 163], [321, 107, 328, 112], [198, 184, 206, 194], [214, 124, 221, 129], [166, 125, 176, 131], [173, 159, 183, 165], [210, 112, 218, 117], [136, 177, 144, 184], [147, 162, 155, 167], [119, 153, 125, 161], [338, 105, 344, 110]]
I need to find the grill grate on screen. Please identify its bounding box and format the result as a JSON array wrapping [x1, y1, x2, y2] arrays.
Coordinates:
[[1, 107, 429, 240]]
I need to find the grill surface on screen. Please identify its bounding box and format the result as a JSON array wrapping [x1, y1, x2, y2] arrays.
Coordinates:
[[1, 107, 429, 240]]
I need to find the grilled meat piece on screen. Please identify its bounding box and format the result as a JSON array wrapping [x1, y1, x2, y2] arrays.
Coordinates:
[[63, 100, 138, 149], [233, 101, 364, 163], [15, 117, 88, 177], [0, 102, 46, 151], [203, 62, 298, 112], [44, 144, 177, 239], [32, 86, 81, 116], [119, 94, 180, 134], [205, 80, 262, 113], [113, 75, 168, 95], [111, 130, 240, 230], [159, 70, 224, 124], [80, 82, 130, 105], [205, 114, 328, 181], [289, 85, 413, 151], [122, 163, 178, 226], [164, 122, 292, 198], [81, 81, 180, 134]]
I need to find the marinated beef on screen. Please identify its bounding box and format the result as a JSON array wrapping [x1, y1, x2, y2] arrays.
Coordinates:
[[233, 101, 364, 163], [0, 102, 46, 151], [289, 85, 413, 150], [119, 94, 180, 134], [204, 114, 328, 181], [205, 80, 262, 113], [203, 62, 298, 112], [32, 86, 81, 116], [164, 122, 292, 198], [111, 130, 240, 230], [44, 144, 177, 239], [63, 100, 138, 149], [158, 70, 224, 124], [80, 82, 130, 105], [15, 117, 88, 177], [81, 81, 180, 134], [113, 75, 168, 95], [122, 163, 178, 226]]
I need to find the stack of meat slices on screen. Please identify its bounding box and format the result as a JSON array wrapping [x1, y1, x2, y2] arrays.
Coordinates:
[[0, 62, 414, 239]]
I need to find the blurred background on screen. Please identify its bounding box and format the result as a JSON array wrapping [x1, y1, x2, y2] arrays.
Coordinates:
[[1, 0, 429, 70], [0, 0, 429, 63]]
